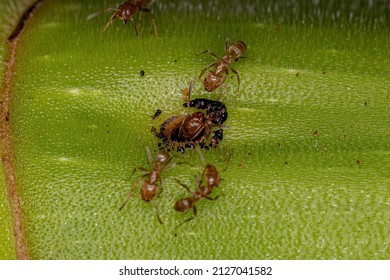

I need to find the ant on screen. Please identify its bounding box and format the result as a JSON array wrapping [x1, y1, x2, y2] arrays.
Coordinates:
[[87, 0, 159, 38], [197, 37, 247, 97], [119, 146, 176, 224], [152, 82, 228, 153], [172, 148, 230, 234]]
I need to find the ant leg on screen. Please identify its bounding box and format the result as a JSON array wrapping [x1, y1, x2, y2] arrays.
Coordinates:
[[195, 146, 205, 164], [198, 62, 217, 80], [102, 14, 117, 32], [125, 167, 148, 182], [172, 206, 196, 235], [137, 9, 143, 31], [164, 161, 193, 175], [223, 153, 232, 172], [194, 173, 204, 192], [163, 162, 177, 172], [147, 9, 160, 38], [216, 82, 227, 101], [205, 194, 221, 201], [157, 177, 164, 198], [199, 61, 218, 76], [174, 179, 192, 194], [129, 17, 139, 38], [119, 177, 143, 210], [140, 8, 160, 38], [118, 193, 134, 211], [145, 146, 153, 164], [150, 201, 163, 224], [196, 50, 221, 61], [192, 76, 203, 87], [229, 66, 241, 95], [199, 164, 208, 181]]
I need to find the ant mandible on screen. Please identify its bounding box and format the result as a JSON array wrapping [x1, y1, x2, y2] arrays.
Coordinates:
[[197, 37, 247, 97], [172, 148, 230, 234], [119, 146, 175, 224], [87, 0, 160, 38]]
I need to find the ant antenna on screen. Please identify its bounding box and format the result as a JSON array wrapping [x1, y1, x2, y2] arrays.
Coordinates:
[[151, 201, 163, 224], [186, 80, 195, 114], [223, 152, 232, 172], [86, 8, 119, 21], [195, 146, 205, 164]]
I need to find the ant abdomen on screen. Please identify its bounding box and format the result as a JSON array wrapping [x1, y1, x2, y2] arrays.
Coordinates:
[[174, 198, 194, 212]]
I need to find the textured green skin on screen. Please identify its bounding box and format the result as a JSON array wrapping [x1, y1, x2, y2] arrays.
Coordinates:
[[1, 0, 389, 259]]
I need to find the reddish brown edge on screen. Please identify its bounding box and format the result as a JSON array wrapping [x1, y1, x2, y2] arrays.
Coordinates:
[[1, 0, 45, 260]]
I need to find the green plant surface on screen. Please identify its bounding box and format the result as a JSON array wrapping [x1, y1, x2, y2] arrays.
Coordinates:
[[0, 169, 15, 260], [1, 0, 390, 259]]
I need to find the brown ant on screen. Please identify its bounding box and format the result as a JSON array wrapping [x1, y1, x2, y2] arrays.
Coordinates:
[[119, 146, 176, 224], [198, 37, 247, 97], [152, 82, 228, 153], [87, 0, 159, 38], [172, 149, 230, 234]]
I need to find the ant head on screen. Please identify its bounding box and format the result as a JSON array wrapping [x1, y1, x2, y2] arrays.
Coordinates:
[[155, 150, 171, 164], [236, 40, 247, 52], [229, 40, 247, 61]]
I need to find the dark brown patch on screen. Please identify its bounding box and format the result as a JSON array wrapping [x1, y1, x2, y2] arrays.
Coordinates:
[[7, 0, 44, 43]]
